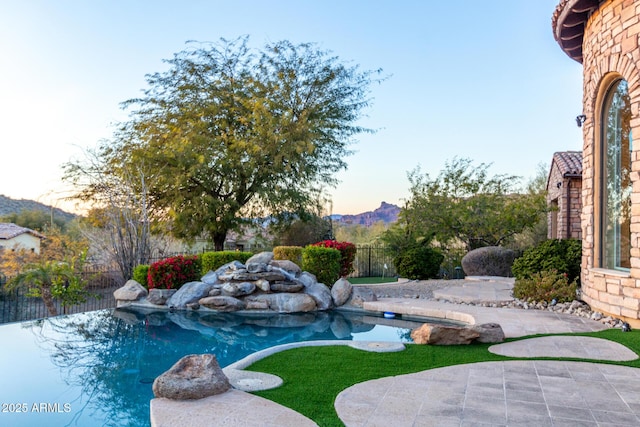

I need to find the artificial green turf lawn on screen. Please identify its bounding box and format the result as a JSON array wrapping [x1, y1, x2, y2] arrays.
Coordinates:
[[347, 277, 399, 285], [246, 329, 640, 426]]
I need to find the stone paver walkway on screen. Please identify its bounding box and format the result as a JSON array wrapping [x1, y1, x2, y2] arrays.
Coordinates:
[[335, 360, 640, 427], [151, 390, 318, 427], [490, 335, 638, 361], [433, 276, 515, 304]]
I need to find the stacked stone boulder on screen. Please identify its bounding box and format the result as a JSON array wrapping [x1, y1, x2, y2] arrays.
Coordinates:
[[461, 246, 516, 277], [114, 251, 370, 313]]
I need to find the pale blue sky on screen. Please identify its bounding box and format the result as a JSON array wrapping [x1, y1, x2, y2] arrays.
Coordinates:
[[0, 1, 582, 215]]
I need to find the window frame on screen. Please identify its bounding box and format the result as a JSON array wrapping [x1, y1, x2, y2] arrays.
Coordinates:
[[597, 77, 632, 272]]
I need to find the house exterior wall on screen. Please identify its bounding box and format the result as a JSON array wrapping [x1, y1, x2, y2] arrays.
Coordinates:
[[0, 234, 41, 254], [546, 163, 582, 240], [579, 0, 640, 326]]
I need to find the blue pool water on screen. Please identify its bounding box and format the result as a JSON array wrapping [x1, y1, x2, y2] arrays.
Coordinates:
[[0, 307, 437, 427]]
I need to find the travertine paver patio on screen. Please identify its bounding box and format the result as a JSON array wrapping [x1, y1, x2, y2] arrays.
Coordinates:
[[151, 390, 318, 427], [490, 335, 638, 361], [335, 361, 640, 427]]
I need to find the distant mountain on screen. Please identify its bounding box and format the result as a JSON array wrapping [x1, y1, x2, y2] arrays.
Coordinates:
[[0, 194, 77, 222], [334, 202, 400, 226]]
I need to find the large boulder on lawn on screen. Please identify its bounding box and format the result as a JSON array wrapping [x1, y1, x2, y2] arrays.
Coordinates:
[[331, 277, 352, 306], [470, 323, 505, 343], [167, 281, 216, 309], [411, 324, 480, 345], [114, 280, 148, 306], [461, 246, 516, 277], [152, 354, 230, 400]]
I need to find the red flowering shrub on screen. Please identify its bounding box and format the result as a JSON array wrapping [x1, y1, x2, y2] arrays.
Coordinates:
[[147, 255, 201, 290], [311, 240, 356, 277]]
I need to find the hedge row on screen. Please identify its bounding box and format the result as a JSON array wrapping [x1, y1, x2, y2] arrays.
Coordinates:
[[138, 251, 252, 290], [136, 242, 356, 290]]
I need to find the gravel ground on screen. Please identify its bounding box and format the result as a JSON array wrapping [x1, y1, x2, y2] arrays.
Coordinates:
[[355, 279, 466, 300]]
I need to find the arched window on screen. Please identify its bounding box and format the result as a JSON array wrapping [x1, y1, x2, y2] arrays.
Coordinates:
[[600, 78, 632, 270]]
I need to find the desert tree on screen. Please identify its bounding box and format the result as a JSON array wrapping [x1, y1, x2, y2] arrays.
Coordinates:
[[64, 146, 152, 282], [384, 157, 546, 253], [100, 37, 381, 250]]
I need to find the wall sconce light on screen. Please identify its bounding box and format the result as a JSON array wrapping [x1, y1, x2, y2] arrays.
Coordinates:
[[576, 115, 586, 127], [556, 182, 562, 189]]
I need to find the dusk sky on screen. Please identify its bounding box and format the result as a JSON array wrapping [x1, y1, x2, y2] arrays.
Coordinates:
[[0, 1, 582, 215]]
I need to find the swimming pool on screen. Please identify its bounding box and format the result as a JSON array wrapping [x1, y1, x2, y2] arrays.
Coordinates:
[[0, 307, 449, 427]]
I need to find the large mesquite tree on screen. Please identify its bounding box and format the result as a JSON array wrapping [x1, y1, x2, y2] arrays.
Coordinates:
[[91, 37, 381, 250]]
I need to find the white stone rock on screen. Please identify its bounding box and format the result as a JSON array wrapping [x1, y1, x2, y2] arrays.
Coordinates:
[[167, 281, 215, 309], [303, 281, 333, 310], [114, 280, 148, 302], [245, 251, 274, 265], [331, 277, 352, 307], [221, 281, 255, 297]]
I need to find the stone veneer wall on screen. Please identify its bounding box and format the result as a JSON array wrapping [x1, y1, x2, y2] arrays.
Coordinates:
[[580, 0, 640, 326], [546, 164, 582, 240]]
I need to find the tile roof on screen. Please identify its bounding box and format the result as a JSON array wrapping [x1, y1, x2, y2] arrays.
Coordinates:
[[553, 151, 582, 177], [552, 0, 601, 63], [0, 223, 45, 240]]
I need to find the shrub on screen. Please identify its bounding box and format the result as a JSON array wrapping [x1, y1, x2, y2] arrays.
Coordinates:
[[394, 245, 444, 280], [147, 255, 201, 290], [511, 239, 581, 285], [513, 269, 578, 303], [302, 246, 341, 287], [133, 264, 149, 288], [311, 240, 356, 277], [200, 251, 252, 274], [273, 246, 303, 265]]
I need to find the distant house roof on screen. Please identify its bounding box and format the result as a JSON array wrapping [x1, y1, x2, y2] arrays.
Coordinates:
[[0, 223, 45, 240], [552, 151, 582, 177]]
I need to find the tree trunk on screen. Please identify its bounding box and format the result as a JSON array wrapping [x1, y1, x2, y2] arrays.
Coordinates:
[[213, 230, 227, 252], [41, 286, 58, 317]]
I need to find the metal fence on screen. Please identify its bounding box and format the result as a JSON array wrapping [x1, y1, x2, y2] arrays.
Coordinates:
[[147, 246, 398, 278], [0, 267, 123, 324], [0, 245, 397, 324], [349, 245, 397, 278]]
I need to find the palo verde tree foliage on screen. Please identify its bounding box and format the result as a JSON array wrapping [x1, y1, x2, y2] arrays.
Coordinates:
[[385, 157, 546, 253], [81, 37, 381, 251]]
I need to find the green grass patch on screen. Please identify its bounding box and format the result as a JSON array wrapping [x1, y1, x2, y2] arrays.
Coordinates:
[[347, 276, 398, 285], [246, 329, 640, 426], [248, 343, 507, 426]]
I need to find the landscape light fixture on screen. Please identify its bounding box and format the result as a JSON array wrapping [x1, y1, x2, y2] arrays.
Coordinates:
[[576, 114, 586, 127]]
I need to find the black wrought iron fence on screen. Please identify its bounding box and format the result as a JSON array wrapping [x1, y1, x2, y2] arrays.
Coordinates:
[[0, 267, 123, 324], [147, 246, 398, 278], [349, 245, 397, 278]]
